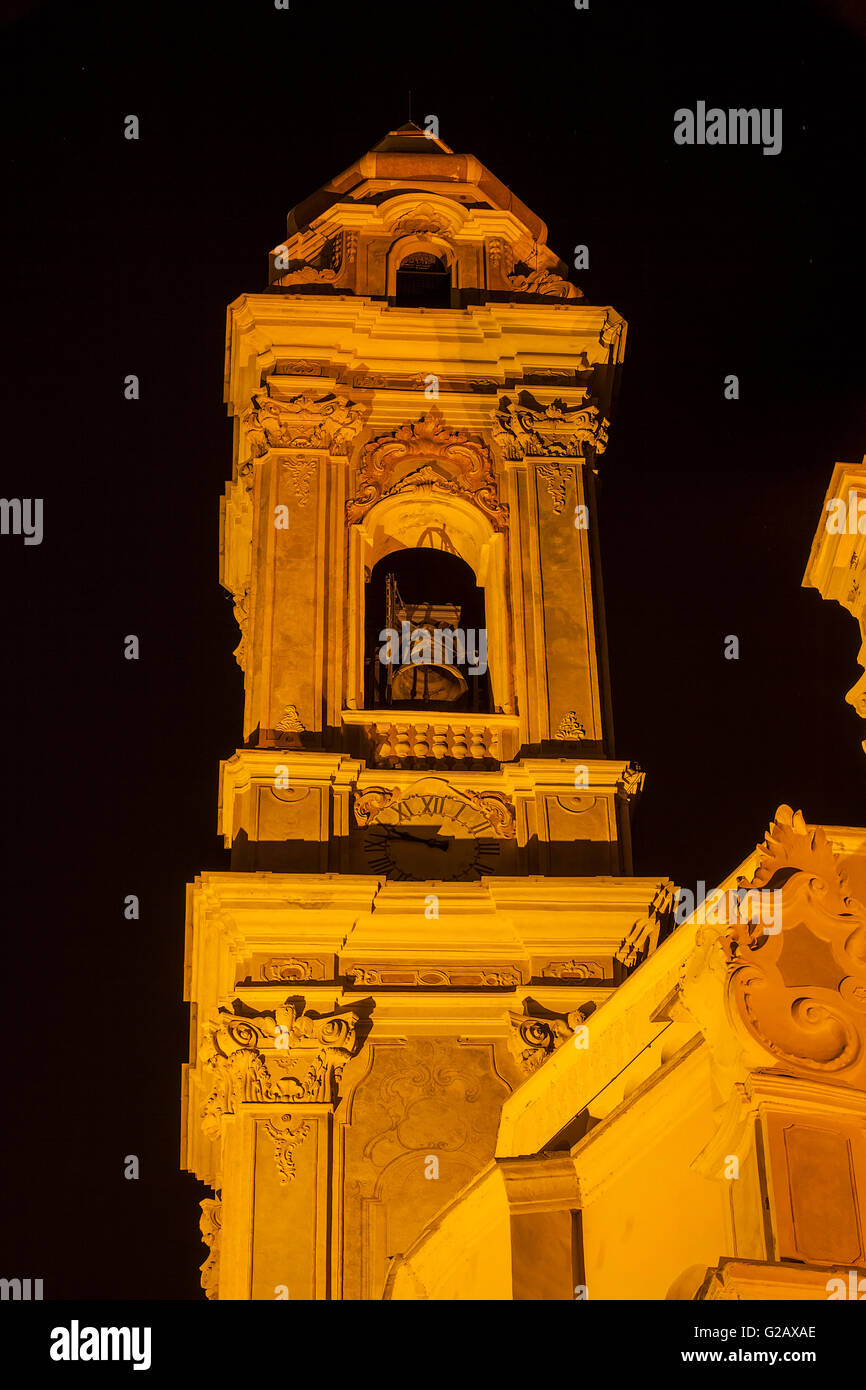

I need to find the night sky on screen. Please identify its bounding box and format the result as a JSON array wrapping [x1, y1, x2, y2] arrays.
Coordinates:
[[0, 0, 863, 1299]]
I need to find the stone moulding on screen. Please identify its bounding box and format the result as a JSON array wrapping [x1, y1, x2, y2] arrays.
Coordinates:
[[344, 406, 508, 532]]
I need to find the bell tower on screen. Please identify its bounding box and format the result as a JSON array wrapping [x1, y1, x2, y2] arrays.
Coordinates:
[[183, 125, 669, 1300]]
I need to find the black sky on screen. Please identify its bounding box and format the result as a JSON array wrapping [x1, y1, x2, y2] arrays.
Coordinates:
[[0, 0, 863, 1298]]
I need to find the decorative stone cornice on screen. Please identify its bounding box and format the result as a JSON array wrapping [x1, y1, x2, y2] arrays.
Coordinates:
[[345, 406, 508, 532], [491, 392, 609, 460]]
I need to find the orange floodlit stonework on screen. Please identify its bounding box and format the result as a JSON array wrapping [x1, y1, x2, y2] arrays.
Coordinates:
[[181, 125, 866, 1300]]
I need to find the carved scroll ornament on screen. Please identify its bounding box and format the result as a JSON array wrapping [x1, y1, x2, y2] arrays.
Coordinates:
[[244, 387, 367, 458], [507, 999, 592, 1074], [199, 1197, 221, 1300], [199, 999, 361, 1140], [345, 407, 508, 532], [716, 806, 866, 1087], [491, 393, 609, 460]]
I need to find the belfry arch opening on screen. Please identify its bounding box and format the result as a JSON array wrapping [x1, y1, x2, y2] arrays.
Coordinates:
[[365, 549, 492, 713], [394, 252, 452, 307]]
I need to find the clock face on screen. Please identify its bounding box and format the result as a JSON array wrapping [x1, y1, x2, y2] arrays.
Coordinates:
[[363, 791, 501, 882]]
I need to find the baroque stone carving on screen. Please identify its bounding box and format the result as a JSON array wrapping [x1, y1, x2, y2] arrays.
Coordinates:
[[537, 462, 573, 513], [716, 806, 866, 1086], [272, 232, 352, 287], [462, 789, 517, 838], [488, 237, 581, 299], [244, 387, 367, 458], [263, 1114, 312, 1185], [347, 965, 523, 988], [275, 360, 325, 376], [354, 786, 401, 826], [276, 703, 305, 732], [618, 881, 679, 971], [280, 456, 317, 506], [556, 711, 585, 740], [507, 999, 592, 1073], [345, 407, 508, 532], [353, 784, 515, 837], [391, 204, 450, 235], [506, 265, 579, 298], [229, 584, 250, 671], [200, 1000, 361, 1138], [616, 761, 645, 800], [199, 1197, 221, 1301], [600, 310, 625, 351], [261, 957, 317, 982], [542, 960, 606, 980], [492, 392, 609, 460], [352, 373, 387, 390]]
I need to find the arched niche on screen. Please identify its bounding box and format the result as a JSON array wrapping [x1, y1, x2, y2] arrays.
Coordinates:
[[345, 487, 512, 716], [385, 233, 458, 301]]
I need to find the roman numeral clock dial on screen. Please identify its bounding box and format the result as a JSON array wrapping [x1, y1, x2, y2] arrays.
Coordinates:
[[362, 792, 501, 882]]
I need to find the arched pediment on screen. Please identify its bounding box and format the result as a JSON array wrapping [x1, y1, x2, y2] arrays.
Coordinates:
[[346, 407, 508, 534]]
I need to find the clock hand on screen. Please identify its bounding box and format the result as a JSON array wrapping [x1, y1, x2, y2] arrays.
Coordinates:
[[389, 829, 451, 850]]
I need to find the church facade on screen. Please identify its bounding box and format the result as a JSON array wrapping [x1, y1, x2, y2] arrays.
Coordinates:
[[182, 126, 866, 1300]]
